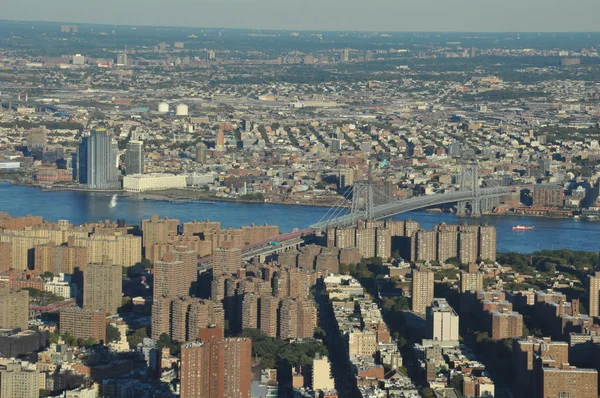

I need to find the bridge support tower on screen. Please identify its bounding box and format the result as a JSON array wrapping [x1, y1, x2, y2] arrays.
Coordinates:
[[457, 162, 483, 218]]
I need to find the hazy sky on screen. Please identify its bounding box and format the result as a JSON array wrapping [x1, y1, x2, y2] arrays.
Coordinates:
[[3, 0, 600, 32]]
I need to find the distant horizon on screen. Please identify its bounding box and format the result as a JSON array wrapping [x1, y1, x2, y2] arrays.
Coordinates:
[[1, 0, 600, 34], [2, 19, 600, 35]]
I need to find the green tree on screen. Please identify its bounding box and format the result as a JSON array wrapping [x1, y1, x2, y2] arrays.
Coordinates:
[[314, 326, 326, 340], [157, 333, 180, 356], [448, 374, 464, 393], [62, 332, 75, 346], [42, 271, 54, 279], [127, 328, 148, 348], [397, 336, 408, 348], [157, 333, 172, 349], [141, 258, 153, 270], [49, 332, 60, 344], [106, 324, 121, 343], [240, 193, 264, 201]]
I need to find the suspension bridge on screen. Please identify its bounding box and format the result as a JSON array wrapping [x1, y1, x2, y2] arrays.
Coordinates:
[[199, 163, 512, 267], [310, 162, 511, 230]]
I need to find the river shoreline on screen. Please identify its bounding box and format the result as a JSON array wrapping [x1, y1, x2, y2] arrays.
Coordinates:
[[1, 180, 339, 208], [1, 180, 598, 220], [1, 181, 599, 253]]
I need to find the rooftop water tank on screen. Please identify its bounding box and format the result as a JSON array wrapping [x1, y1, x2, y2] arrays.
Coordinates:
[[176, 103, 188, 116], [158, 102, 169, 113]]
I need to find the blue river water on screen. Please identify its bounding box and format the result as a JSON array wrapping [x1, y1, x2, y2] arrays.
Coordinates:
[[0, 182, 598, 254]]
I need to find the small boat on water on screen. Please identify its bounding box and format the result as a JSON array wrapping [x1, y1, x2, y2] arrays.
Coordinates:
[[513, 225, 534, 231]]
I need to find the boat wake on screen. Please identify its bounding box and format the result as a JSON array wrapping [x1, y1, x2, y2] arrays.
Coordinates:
[[109, 194, 117, 208]]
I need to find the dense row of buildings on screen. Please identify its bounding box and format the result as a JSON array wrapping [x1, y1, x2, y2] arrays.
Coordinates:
[[327, 220, 496, 264], [408, 260, 600, 397], [324, 274, 418, 397]]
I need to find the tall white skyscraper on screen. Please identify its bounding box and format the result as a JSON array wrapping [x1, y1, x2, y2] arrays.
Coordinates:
[[426, 298, 459, 342]]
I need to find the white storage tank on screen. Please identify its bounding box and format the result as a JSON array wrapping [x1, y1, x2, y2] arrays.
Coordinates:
[[158, 102, 169, 113], [176, 103, 188, 116]]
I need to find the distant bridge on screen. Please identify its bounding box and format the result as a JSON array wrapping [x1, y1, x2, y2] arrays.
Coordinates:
[[309, 186, 509, 230], [310, 162, 511, 230], [199, 163, 512, 265]]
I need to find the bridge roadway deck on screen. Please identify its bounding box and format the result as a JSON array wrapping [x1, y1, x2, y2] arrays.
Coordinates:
[[310, 187, 510, 230], [198, 229, 313, 269]]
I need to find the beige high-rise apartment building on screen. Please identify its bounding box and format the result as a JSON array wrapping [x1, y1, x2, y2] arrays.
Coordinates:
[[171, 297, 191, 342], [75, 234, 141, 268], [0, 242, 11, 272], [241, 224, 280, 246], [154, 250, 197, 298], [460, 271, 484, 293], [385, 220, 405, 237], [588, 272, 600, 317], [0, 226, 85, 274], [172, 248, 198, 287], [0, 288, 29, 331], [0, 213, 43, 229], [458, 231, 478, 265], [151, 297, 224, 341], [187, 299, 224, 341], [154, 258, 186, 298], [288, 268, 312, 299], [0, 224, 86, 244], [0, 234, 52, 270], [334, 227, 356, 249], [415, 230, 437, 262], [339, 168, 355, 189], [355, 227, 376, 258], [297, 299, 317, 338], [34, 241, 88, 275], [241, 293, 259, 330], [211, 275, 227, 301], [327, 224, 391, 260], [83, 257, 122, 314], [141, 214, 179, 251], [325, 228, 336, 248], [312, 354, 335, 392], [273, 270, 289, 297], [260, 295, 279, 338], [182, 220, 221, 237], [27, 127, 47, 150], [436, 230, 458, 262], [478, 225, 497, 262], [404, 219, 421, 237], [208, 229, 245, 252], [411, 268, 434, 316], [213, 248, 242, 275], [59, 307, 106, 343], [0, 359, 39, 398], [279, 298, 299, 339], [151, 297, 171, 340], [375, 228, 391, 259]]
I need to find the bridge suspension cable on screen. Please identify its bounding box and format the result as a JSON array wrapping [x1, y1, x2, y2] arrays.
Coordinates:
[[310, 160, 510, 230], [314, 185, 353, 227]]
